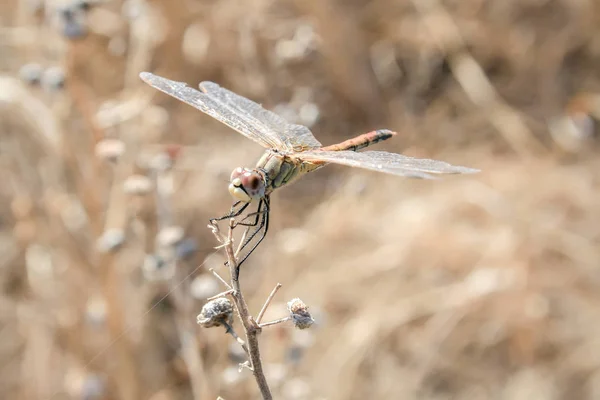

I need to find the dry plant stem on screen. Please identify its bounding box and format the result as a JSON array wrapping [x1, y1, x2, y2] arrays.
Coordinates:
[[210, 268, 232, 289], [234, 227, 250, 258], [223, 322, 250, 356], [259, 317, 291, 328], [256, 283, 282, 324], [207, 289, 235, 301], [212, 221, 273, 400]]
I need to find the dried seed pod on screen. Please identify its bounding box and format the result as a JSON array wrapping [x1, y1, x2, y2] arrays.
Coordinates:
[[287, 298, 314, 330], [197, 298, 234, 328]]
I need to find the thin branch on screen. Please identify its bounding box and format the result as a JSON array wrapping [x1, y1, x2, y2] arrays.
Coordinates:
[[207, 289, 235, 301], [259, 317, 290, 328], [256, 283, 282, 324], [210, 220, 273, 400], [209, 268, 232, 290], [223, 322, 250, 356], [234, 227, 250, 259]]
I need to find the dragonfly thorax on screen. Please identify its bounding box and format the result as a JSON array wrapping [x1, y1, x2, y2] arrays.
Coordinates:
[[228, 167, 267, 203]]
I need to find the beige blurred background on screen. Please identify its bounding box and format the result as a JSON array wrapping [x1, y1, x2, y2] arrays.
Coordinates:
[[2, 0, 600, 399]]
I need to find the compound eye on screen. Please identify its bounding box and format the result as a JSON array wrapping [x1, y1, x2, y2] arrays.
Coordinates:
[[230, 167, 245, 182], [244, 174, 261, 191]]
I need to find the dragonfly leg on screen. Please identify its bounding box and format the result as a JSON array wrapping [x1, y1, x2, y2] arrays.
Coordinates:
[[209, 201, 249, 225], [232, 199, 267, 228], [234, 197, 270, 278]]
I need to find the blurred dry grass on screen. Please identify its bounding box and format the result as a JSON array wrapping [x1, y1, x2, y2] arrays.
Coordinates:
[[1, 0, 600, 399]]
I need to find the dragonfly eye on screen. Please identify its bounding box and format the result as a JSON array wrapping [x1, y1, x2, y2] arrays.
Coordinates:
[[240, 171, 265, 200], [244, 174, 261, 191], [228, 168, 264, 202], [230, 167, 247, 182]]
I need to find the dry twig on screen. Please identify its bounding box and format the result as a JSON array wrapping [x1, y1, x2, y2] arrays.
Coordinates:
[[209, 220, 273, 400]]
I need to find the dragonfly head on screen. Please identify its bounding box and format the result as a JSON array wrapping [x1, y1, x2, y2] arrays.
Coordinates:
[[229, 167, 266, 203]]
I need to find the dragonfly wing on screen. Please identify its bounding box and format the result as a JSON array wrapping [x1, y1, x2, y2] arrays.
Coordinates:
[[200, 81, 322, 152], [140, 72, 284, 149], [298, 150, 480, 179], [281, 124, 323, 152]]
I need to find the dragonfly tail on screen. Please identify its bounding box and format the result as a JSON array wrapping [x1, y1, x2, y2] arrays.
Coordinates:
[[321, 129, 396, 152]]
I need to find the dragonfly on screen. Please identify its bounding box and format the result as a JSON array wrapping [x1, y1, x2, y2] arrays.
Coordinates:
[[139, 72, 479, 271]]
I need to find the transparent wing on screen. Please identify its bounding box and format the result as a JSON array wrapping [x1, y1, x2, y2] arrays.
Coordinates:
[[298, 150, 480, 179], [199, 81, 322, 152], [140, 72, 322, 151]]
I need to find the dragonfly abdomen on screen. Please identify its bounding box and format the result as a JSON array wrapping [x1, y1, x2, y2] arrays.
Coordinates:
[[321, 129, 396, 152]]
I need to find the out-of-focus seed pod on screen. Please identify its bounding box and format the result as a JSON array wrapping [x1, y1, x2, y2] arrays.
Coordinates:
[[157, 226, 184, 247], [175, 237, 198, 260], [41, 66, 66, 92], [19, 63, 43, 86], [123, 174, 153, 195], [96, 228, 125, 252], [142, 253, 175, 281], [58, 4, 88, 39], [95, 138, 125, 162]]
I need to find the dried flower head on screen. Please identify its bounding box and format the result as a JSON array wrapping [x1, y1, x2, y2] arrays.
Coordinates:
[[197, 298, 234, 328], [287, 298, 314, 330]]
